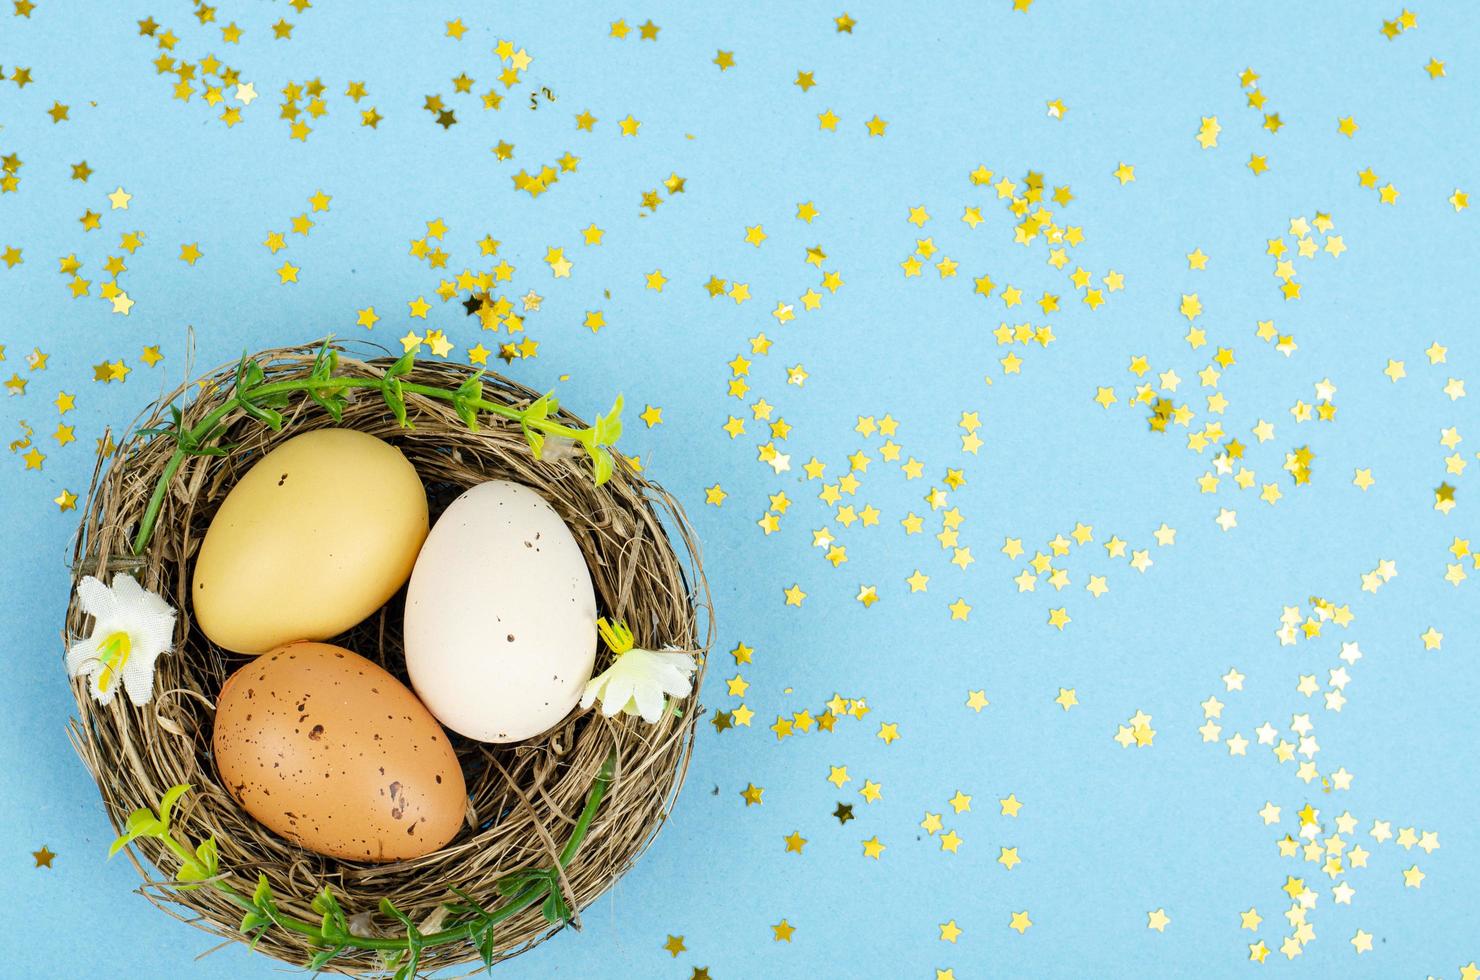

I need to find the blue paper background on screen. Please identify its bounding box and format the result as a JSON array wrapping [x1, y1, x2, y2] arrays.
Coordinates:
[[3, 2, 1478, 977]]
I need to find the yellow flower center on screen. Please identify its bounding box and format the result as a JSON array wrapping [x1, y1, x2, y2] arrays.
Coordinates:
[[595, 617, 634, 654], [96, 631, 132, 693]]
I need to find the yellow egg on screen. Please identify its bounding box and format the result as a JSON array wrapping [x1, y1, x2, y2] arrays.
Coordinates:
[[192, 429, 428, 654], [213, 642, 467, 862]]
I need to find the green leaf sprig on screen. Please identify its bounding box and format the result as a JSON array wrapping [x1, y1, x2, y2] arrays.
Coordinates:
[[110, 752, 616, 975], [129, 340, 624, 555]]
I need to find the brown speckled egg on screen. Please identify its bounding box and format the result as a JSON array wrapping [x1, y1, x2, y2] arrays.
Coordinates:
[[212, 641, 466, 862]]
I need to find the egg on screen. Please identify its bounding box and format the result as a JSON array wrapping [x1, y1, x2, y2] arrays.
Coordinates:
[[403, 480, 597, 743], [212, 641, 466, 862], [192, 428, 428, 655]]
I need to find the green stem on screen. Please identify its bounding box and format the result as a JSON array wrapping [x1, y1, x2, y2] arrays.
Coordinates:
[[559, 753, 614, 867], [157, 834, 324, 941], [130, 445, 187, 556], [129, 372, 596, 556], [242, 376, 591, 442], [155, 752, 616, 958]]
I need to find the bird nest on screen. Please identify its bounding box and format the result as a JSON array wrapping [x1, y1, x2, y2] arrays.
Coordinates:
[[64, 342, 710, 975]]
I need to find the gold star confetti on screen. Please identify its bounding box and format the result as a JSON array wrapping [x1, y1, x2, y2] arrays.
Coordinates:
[[2, 16, 1475, 976]]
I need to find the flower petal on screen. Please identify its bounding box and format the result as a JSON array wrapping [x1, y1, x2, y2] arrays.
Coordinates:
[[88, 664, 118, 707], [128, 604, 177, 657], [65, 638, 97, 677], [579, 671, 608, 711], [121, 646, 165, 706], [650, 650, 697, 671], [632, 681, 665, 723], [600, 671, 636, 717], [75, 575, 115, 619], [110, 572, 146, 601], [654, 666, 693, 699]]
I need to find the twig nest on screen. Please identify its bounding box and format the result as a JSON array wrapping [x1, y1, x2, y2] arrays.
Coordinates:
[[64, 343, 710, 972]]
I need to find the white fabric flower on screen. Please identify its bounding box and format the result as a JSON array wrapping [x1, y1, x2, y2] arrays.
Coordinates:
[[580, 618, 697, 724], [65, 573, 177, 707]]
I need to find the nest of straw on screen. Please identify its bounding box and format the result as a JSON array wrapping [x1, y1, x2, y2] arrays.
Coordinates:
[[64, 343, 710, 975]]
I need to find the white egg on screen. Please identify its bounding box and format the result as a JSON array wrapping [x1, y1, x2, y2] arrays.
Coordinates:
[[403, 480, 597, 743]]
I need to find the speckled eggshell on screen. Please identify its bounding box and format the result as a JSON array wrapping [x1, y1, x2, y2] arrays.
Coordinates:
[[212, 641, 467, 862], [403, 480, 597, 743], [192, 428, 429, 655]]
